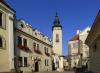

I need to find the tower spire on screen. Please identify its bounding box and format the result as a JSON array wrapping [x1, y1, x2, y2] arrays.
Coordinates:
[[56, 12, 58, 16], [53, 12, 61, 26]]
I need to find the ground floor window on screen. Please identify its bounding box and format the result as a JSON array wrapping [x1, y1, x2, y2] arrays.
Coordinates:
[[0, 37, 2, 47], [0, 36, 6, 48], [18, 57, 23, 67], [18, 56, 28, 67], [45, 59, 49, 66], [24, 57, 28, 67]]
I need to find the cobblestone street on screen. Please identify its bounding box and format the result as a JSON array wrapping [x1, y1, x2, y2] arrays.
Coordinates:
[[33, 71, 75, 73]]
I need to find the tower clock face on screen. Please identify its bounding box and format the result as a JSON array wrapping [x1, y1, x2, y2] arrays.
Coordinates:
[[56, 34, 59, 42]]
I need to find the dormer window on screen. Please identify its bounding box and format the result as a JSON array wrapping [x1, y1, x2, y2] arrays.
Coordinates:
[[35, 32, 37, 36], [20, 24, 24, 28], [0, 12, 2, 27]]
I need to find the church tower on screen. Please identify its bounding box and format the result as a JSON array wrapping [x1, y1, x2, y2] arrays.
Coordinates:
[[52, 13, 62, 55]]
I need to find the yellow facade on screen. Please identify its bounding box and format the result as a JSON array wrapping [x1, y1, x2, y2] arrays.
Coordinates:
[[0, 1, 15, 73]]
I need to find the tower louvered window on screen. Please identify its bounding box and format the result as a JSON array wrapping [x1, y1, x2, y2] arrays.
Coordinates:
[[56, 34, 59, 42]]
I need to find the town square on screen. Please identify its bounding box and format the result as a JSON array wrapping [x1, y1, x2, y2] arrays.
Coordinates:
[[0, 0, 100, 73]]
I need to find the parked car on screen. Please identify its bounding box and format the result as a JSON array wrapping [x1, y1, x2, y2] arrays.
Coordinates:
[[75, 67, 82, 73]]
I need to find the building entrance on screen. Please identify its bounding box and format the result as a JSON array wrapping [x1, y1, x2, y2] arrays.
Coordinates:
[[35, 62, 39, 72]]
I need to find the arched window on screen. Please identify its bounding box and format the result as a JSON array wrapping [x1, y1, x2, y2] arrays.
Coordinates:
[[0, 37, 2, 47]]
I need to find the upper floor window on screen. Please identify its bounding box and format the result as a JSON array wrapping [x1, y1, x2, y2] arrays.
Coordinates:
[[33, 43, 36, 50], [0, 12, 2, 27], [23, 38, 27, 46], [47, 48, 48, 53], [0, 37, 2, 47], [37, 44, 39, 50], [73, 42, 79, 48], [44, 47, 46, 53], [18, 36, 22, 46], [44, 47, 48, 53]]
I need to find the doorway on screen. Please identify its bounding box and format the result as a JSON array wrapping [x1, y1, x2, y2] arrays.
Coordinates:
[[35, 62, 39, 72]]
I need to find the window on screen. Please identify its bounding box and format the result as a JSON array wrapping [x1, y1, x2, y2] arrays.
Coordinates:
[[47, 48, 48, 53], [56, 34, 59, 42], [20, 24, 24, 28], [0, 12, 2, 27], [23, 38, 27, 46], [47, 59, 49, 66], [93, 44, 97, 52], [0, 36, 6, 48], [35, 32, 37, 36], [73, 42, 79, 48], [44, 47, 48, 53], [18, 36, 22, 46], [33, 43, 36, 50], [18, 57, 23, 67], [44, 47, 46, 53], [24, 57, 27, 67], [45, 59, 49, 66], [37, 44, 39, 50], [45, 59, 46, 66], [0, 37, 2, 47]]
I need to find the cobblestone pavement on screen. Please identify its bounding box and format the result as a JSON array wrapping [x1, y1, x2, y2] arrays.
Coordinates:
[[33, 71, 75, 73]]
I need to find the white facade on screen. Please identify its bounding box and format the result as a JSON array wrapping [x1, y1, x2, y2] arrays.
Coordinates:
[[79, 27, 90, 65], [52, 14, 63, 71], [52, 27, 62, 55]]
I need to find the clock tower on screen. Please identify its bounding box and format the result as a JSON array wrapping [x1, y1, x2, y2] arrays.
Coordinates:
[[52, 13, 62, 55]]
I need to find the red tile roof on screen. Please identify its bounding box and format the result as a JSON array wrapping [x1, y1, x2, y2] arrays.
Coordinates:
[[69, 34, 79, 41], [0, 0, 15, 12]]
